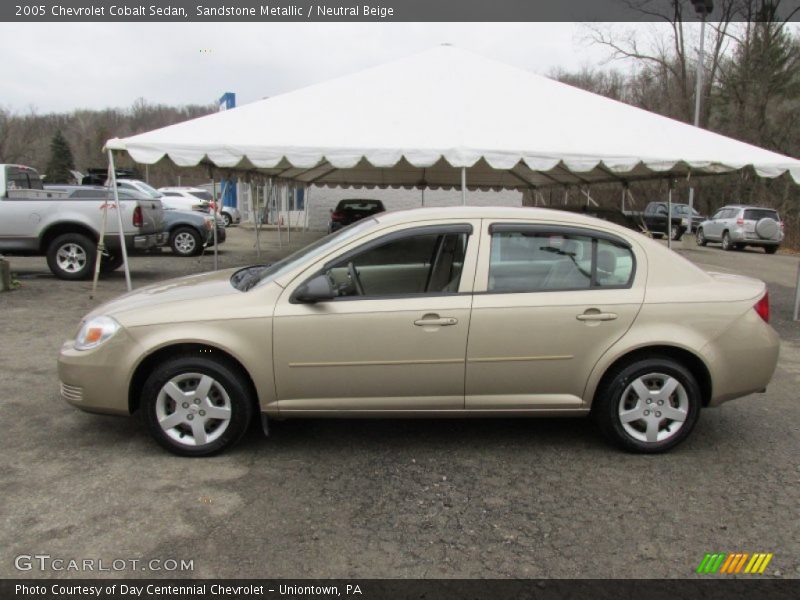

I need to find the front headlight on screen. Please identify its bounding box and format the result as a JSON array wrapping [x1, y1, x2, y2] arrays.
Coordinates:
[[75, 316, 120, 351]]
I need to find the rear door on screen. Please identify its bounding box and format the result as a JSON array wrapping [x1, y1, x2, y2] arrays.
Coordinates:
[[742, 208, 781, 242], [465, 221, 645, 410]]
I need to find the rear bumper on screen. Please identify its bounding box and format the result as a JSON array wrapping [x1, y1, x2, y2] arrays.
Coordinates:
[[728, 229, 782, 245]]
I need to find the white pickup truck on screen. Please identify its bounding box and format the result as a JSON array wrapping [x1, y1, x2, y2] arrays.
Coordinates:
[[0, 164, 165, 280]]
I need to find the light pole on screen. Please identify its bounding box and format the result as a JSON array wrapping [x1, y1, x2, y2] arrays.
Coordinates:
[[687, 0, 714, 239]]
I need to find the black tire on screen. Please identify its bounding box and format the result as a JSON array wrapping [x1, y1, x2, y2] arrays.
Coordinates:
[[221, 212, 232, 227], [100, 252, 125, 273], [592, 357, 701, 453], [721, 231, 733, 251], [46, 233, 96, 280], [670, 227, 684, 241], [169, 227, 203, 257], [696, 228, 707, 246], [141, 355, 254, 457], [765, 245, 779, 255]]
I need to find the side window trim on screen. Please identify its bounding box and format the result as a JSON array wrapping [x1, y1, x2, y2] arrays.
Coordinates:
[[488, 223, 632, 249], [289, 223, 474, 303], [322, 223, 473, 271], [485, 225, 636, 294]]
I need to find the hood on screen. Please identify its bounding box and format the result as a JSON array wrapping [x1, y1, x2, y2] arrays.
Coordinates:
[[89, 269, 240, 318]]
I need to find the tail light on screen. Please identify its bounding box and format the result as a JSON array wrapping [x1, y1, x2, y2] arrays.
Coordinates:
[[132, 206, 143, 228], [331, 211, 345, 222], [736, 217, 744, 226], [779, 221, 785, 231], [754, 292, 770, 323]]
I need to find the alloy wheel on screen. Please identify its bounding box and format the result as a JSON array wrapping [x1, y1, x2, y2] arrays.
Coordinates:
[[617, 373, 689, 444], [155, 372, 232, 447], [56, 243, 88, 274]]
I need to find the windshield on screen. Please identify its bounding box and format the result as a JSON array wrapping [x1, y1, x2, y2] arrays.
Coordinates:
[[671, 205, 699, 216], [190, 190, 213, 201], [234, 218, 380, 291], [124, 180, 162, 199]]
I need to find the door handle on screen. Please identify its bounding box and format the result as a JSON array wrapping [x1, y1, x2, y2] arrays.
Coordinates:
[[414, 314, 458, 327], [576, 311, 618, 322]]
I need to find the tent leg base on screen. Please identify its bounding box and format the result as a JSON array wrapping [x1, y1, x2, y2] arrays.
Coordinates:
[[260, 413, 270, 437]]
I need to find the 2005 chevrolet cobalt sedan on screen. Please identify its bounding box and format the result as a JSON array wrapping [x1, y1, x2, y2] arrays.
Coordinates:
[[59, 207, 779, 456]]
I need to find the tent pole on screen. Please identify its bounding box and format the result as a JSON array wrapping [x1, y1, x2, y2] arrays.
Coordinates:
[[286, 182, 291, 245], [253, 180, 261, 260], [107, 149, 131, 292], [211, 175, 219, 270], [90, 163, 112, 299], [667, 180, 673, 250], [303, 185, 310, 232], [421, 187, 425, 207], [793, 261, 800, 321], [461, 167, 466, 206]]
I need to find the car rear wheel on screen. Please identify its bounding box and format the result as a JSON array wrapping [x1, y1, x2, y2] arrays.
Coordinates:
[[170, 227, 203, 257], [593, 357, 701, 453], [721, 231, 733, 251], [695, 228, 707, 246], [764, 245, 779, 254], [141, 355, 253, 456], [46, 233, 96, 280]]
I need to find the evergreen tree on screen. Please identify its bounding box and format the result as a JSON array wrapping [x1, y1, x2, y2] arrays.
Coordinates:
[[45, 129, 75, 183]]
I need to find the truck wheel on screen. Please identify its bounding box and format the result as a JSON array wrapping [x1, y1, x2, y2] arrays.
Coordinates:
[[100, 252, 125, 273], [170, 227, 203, 257], [46, 233, 96, 280]]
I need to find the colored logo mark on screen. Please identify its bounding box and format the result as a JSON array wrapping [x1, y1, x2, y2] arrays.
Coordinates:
[[696, 553, 774, 574]]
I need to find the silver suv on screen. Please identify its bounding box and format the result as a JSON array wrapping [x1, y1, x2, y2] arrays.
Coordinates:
[[696, 205, 783, 254]]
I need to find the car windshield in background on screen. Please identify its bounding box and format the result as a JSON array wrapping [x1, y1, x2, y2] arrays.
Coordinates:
[[233, 218, 380, 291], [132, 181, 163, 199], [191, 191, 213, 201], [744, 208, 779, 221]]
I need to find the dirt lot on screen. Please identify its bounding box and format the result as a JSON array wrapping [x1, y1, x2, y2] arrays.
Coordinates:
[[0, 227, 798, 579]]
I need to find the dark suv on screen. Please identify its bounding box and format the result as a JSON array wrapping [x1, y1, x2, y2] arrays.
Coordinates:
[[328, 199, 385, 233]]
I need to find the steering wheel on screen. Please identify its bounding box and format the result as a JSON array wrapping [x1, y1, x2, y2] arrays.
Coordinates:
[[347, 261, 365, 296]]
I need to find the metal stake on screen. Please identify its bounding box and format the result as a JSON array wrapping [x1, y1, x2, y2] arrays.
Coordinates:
[[461, 167, 466, 206]]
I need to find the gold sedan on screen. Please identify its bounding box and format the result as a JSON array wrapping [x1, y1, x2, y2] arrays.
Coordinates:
[[58, 207, 779, 456]]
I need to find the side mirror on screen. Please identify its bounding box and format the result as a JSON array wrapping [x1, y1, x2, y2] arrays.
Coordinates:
[[294, 274, 335, 303]]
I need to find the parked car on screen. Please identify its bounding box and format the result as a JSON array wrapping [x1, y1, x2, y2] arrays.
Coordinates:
[[636, 202, 693, 240], [161, 208, 224, 257], [696, 205, 783, 253], [59, 206, 779, 456], [328, 199, 385, 232], [159, 186, 241, 227], [0, 165, 164, 280], [671, 204, 705, 232]]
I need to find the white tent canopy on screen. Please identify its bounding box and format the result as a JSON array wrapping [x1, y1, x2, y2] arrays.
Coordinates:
[[106, 45, 800, 189]]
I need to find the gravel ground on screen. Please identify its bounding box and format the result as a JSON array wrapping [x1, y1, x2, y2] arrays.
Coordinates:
[[0, 227, 797, 580]]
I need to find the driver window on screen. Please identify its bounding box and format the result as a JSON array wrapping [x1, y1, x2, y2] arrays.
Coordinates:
[[325, 231, 468, 298]]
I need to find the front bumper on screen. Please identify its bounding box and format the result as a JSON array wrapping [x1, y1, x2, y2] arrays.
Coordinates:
[[58, 332, 141, 416]]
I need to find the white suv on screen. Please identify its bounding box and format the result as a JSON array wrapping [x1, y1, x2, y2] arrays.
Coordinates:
[[696, 205, 783, 254]]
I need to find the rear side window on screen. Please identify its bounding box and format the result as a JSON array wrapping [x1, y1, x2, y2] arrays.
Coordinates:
[[5, 166, 43, 191], [743, 208, 779, 221], [489, 228, 634, 293]]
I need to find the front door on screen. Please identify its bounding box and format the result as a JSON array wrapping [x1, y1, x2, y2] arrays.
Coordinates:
[[272, 221, 479, 412]]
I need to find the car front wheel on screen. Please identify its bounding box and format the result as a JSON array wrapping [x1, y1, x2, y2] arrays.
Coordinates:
[[170, 227, 203, 257], [141, 355, 253, 456], [593, 357, 701, 453], [221, 212, 232, 227]]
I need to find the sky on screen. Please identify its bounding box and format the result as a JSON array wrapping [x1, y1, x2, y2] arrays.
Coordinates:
[[0, 22, 644, 113]]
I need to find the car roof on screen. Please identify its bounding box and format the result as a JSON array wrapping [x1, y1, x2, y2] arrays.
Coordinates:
[[373, 205, 644, 237], [158, 187, 207, 192]]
